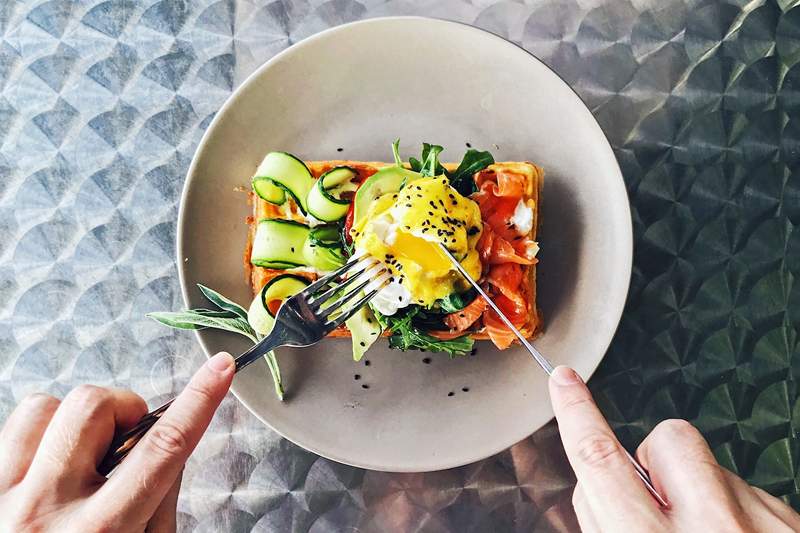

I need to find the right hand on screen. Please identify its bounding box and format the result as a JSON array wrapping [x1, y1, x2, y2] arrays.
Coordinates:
[[548, 365, 800, 532]]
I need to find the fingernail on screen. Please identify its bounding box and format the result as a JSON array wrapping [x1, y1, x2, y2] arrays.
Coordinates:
[[208, 352, 233, 373], [551, 366, 582, 385]]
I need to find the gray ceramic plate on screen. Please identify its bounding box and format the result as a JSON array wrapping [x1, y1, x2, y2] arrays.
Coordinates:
[[178, 17, 632, 472]]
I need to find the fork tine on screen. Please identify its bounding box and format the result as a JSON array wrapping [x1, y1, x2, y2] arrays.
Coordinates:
[[302, 254, 374, 295], [319, 269, 389, 320], [310, 260, 381, 307], [327, 286, 385, 329]]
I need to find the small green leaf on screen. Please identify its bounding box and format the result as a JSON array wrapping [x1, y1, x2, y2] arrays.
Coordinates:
[[449, 149, 493, 196], [376, 306, 473, 356], [147, 311, 206, 330], [392, 139, 402, 166], [147, 311, 258, 343], [194, 308, 239, 318], [420, 143, 445, 177], [437, 290, 477, 313], [198, 284, 249, 319]]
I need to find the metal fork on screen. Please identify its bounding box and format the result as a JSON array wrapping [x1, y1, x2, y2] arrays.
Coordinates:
[[98, 254, 390, 476]]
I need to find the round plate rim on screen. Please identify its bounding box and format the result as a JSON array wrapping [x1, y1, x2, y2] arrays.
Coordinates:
[[176, 16, 633, 472]]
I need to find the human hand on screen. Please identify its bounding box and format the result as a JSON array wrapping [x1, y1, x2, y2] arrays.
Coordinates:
[[549, 366, 800, 532], [0, 351, 235, 533]]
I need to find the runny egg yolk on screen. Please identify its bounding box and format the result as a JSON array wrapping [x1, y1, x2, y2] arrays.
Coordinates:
[[351, 176, 483, 308]]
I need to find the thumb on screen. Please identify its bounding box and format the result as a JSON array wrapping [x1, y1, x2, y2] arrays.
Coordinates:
[[549, 366, 657, 520]]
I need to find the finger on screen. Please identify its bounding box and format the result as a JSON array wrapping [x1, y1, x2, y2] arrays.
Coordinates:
[[572, 483, 600, 533], [24, 386, 147, 491], [145, 470, 182, 533], [636, 419, 743, 520], [0, 393, 60, 488], [548, 366, 662, 529], [729, 475, 800, 530], [92, 352, 233, 529]]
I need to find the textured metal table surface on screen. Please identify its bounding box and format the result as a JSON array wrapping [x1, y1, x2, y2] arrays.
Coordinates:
[[1, 0, 799, 531]]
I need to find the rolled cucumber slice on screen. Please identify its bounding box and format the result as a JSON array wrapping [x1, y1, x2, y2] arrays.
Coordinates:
[[250, 219, 309, 268], [247, 274, 310, 335], [251, 218, 345, 271], [252, 152, 314, 213], [307, 166, 357, 221], [252, 177, 286, 204], [302, 237, 345, 271]]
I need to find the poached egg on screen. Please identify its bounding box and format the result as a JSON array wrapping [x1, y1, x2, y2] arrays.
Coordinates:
[[351, 176, 482, 315]]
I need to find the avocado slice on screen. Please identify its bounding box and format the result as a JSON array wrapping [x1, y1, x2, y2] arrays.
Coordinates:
[[346, 303, 383, 361], [353, 166, 422, 224]]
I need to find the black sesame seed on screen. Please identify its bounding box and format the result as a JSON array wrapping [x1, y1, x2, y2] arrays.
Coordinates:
[[337, 147, 344, 152], [462, 387, 470, 392], [362, 384, 370, 389], [447, 391, 455, 397], [423, 357, 431, 364], [406, 203, 412, 208], [438, 199, 444, 207], [365, 360, 371, 366], [466, 142, 472, 148], [459, 313, 465, 318], [397, 295, 402, 301], [354, 374, 361, 380], [428, 211, 434, 216], [290, 247, 295, 252], [359, 341, 365, 347], [468, 227, 480, 236]]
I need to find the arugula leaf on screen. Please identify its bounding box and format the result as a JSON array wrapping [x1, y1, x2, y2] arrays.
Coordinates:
[[377, 306, 474, 357], [437, 289, 477, 313], [449, 149, 494, 196], [198, 284, 249, 319], [392, 138, 403, 166], [420, 143, 445, 177], [404, 143, 493, 196], [409, 143, 446, 176]]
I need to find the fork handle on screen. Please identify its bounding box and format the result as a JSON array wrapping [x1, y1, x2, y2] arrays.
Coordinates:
[[97, 330, 288, 476], [97, 399, 173, 475]]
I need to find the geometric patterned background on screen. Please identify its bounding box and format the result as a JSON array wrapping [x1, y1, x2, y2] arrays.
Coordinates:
[[0, 0, 798, 530]]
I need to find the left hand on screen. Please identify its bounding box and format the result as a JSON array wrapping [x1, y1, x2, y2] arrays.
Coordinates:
[[0, 351, 234, 533]]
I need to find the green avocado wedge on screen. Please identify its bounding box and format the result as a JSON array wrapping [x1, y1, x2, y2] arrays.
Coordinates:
[[352, 165, 422, 225]]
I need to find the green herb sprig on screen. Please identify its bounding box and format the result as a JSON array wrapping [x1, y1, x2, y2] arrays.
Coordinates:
[[148, 284, 284, 400]]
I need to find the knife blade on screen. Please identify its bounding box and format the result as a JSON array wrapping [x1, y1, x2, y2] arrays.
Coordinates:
[[437, 242, 668, 508]]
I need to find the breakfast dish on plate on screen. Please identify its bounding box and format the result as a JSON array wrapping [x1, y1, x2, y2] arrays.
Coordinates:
[[151, 141, 542, 399]]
